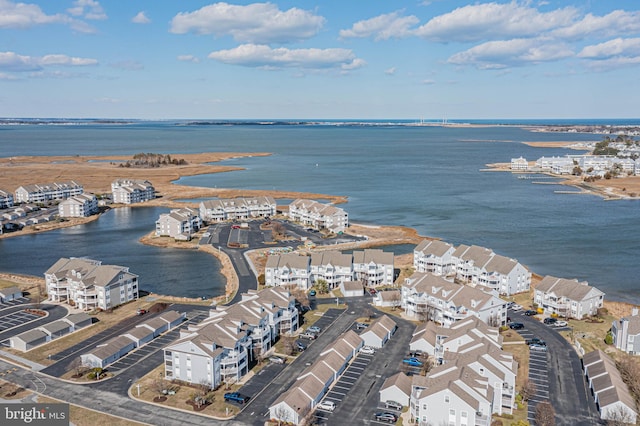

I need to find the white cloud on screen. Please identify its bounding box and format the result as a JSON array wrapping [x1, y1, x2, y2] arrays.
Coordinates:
[[170, 2, 325, 44], [177, 55, 200, 63], [207, 44, 365, 71], [67, 0, 106, 20], [0, 0, 69, 28], [131, 11, 150, 24], [385, 67, 396, 75], [339, 11, 419, 41], [448, 38, 573, 69], [28, 70, 90, 79], [553, 11, 640, 41], [0, 51, 97, 73], [0, 72, 19, 80], [577, 38, 640, 70], [415, 1, 577, 42]]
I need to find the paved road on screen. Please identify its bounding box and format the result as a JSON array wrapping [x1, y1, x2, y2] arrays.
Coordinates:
[[512, 310, 600, 426], [0, 303, 69, 342]]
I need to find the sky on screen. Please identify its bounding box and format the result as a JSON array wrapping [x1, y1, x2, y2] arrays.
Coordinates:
[[1, 0, 639, 119]]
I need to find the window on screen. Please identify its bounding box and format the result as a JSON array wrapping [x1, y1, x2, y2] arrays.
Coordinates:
[[444, 395, 449, 403]]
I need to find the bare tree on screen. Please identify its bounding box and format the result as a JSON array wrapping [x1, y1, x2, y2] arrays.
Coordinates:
[[281, 336, 296, 356], [362, 308, 374, 321], [68, 357, 85, 377], [605, 404, 637, 425], [420, 355, 433, 376], [150, 377, 166, 398], [520, 379, 537, 402], [271, 222, 286, 240], [252, 345, 264, 365], [616, 354, 640, 404], [291, 289, 310, 309], [388, 290, 401, 310], [273, 405, 291, 425], [535, 401, 556, 426]]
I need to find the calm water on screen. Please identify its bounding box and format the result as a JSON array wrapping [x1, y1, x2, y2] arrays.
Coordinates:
[[1, 121, 638, 303]]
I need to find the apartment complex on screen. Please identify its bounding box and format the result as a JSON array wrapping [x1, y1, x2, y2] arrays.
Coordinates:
[[45, 257, 139, 311], [309, 250, 354, 289], [353, 249, 395, 286], [199, 196, 276, 222], [534, 275, 605, 319], [265, 253, 312, 289], [14, 181, 84, 203], [58, 193, 98, 218], [612, 309, 640, 355], [155, 207, 202, 240], [0, 189, 14, 209], [401, 272, 508, 327], [111, 179, 156, 204], [288, 199, 348, 233], [164, 287, 298, 389], [413, 240, 456, 276]]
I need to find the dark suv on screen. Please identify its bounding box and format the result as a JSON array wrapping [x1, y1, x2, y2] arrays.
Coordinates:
[[224, 392, 250, 404], [543, 317, 558, 325]]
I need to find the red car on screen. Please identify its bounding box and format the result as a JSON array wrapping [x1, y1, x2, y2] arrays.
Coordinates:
[[136, 309, 147, 316]]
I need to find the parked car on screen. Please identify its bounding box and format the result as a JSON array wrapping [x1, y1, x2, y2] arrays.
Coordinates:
[[384, 400, 403, 410], [524, 309, 538, 316], [269, 356, 285, 364], [511, 304, 523, 311], [300, 331, 318, 340], [224, 392, 250, 404], [509, 322, 524, 330], [543, 317, 558, 325], [529, 343, 548, 352], [368, 288, 377, 295], [360, 346, 375, 355], [309, 289, 316, 296], [295, 340, 307, 351], [402, 357, 423, 367], [307, 326, 321, 334], [136, 308, 147, 316], [316, 401, 336, 412], [554, 320, 568, 327], [526, 338, 546, 346], [355, 322, 369, 330], [374, 412, 398, 423]]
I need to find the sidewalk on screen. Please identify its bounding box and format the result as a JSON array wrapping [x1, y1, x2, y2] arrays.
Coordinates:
[[0, 349, 46, 371]]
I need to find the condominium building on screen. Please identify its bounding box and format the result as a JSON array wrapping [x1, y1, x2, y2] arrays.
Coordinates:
[[58, 193, 98, 217], [14, 181, 84, 203], [45, 257, 139, 311], [534, 275, 605, 319], [309, 250, 354, 289], [414, 240, 456, 276], [353, 249, 394, 287], [155, 207, 202, 240], [111, 179, 155, 204], [288, 199, 348, 233], [265, 253, 311, 289], [199, 196, 276, 222], [0, 189, 14, 209]]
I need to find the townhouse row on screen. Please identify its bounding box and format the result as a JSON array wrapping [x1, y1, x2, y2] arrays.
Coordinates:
[[163, 287, 299, 389], [264, 249, 394, 290], [511, 154, 640, 177], [45, 257, 140, 311]]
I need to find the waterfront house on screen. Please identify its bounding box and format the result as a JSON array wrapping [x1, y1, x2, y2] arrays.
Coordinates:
[[359, 315, 397, 349], [58, 193, 98, 218], [510, 157, 528, 170], [0, 189, 14, 209], [199, 196, 276, 222], [379, 372, 412, 407], [265, 253, 311, 289], [612, 309, 640, 355], [353, 249, 395, 287], [452, 245, 530, 296], [401, 272, 508, 327], [155, 207, 202, 240], [111, 179, 155, 204], [0, 286, 23, 303], [288, 199, 348, 233], [410, 364, 493, 426], [414, 239, 456, 276], [309, 250, 354, 289], [45, 257, 139, 311], [14, 181, 83, 204], [583, 350, 638, 424], [534, 275, 604, 319]]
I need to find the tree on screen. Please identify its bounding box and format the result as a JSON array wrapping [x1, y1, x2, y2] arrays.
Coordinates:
[[273, 405, 291, 425], [281, 336, 296, 356], [271, 222, 286, 239], [68, 357, 85, 377], [363, 307, 374, 321], [616, 354, 640, 402], [520, 379, 537, 402], [316, 279, 328, 294], [535, 401, 556, 426]]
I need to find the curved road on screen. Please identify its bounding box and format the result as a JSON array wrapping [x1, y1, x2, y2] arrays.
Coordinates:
[[0, 303, 69, 342]]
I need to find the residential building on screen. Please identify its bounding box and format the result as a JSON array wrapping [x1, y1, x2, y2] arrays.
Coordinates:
[[410, 364, 493, 426], [14, 181, 83, 203], [359, 315, 397, 349], [45, 257, 139, 311], [414, 239, 456, 276], [373, 289, 402, 308], [81, 335, 136, 368], [58, 193, 98, 217], [288, 199, 348, 233], [0, 286, 22, 303], [155, 207, 202, 240], [379, 372, 412, 407], [310, 250, 354, 289], [510, 156, 528, 170], [401, 272, 508, 327], [612, 309, 640, 355], [0, 189, 14, 209], [534, 275, 605, 319], [111, 179, 155, 204], [265, 253, 311, 289], [353, 249, 395, 287], [583, 350, 638, 424], [199, 196, 276, 222], [340, 280, 364, 297], [452, 245, 530, 296]]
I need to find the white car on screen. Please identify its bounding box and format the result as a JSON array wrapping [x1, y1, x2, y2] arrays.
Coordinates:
[[554, 320, 568, 327], [511, 304, 523, 311], [317, 401, 336, 412], [360, 346, 375, 355]]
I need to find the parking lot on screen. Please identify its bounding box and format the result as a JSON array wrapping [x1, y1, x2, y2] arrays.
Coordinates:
[[0, 296, 29, 310], [0, 308, 43, 333]]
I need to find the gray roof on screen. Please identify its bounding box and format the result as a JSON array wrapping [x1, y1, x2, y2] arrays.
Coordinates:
[[40, 320, 70, 335], [537, 275, 604, 301], [13, 329, 47, 344], [414, 239, 454, 257], [310, 250, 352, 268], [353, 249, 394, 265], [0, 286, 22, 298], [64, 312, 92, 325], [265, 252, 310, 270]]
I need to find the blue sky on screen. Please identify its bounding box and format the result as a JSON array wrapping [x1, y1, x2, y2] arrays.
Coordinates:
[[1, 0, 639, 119]]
